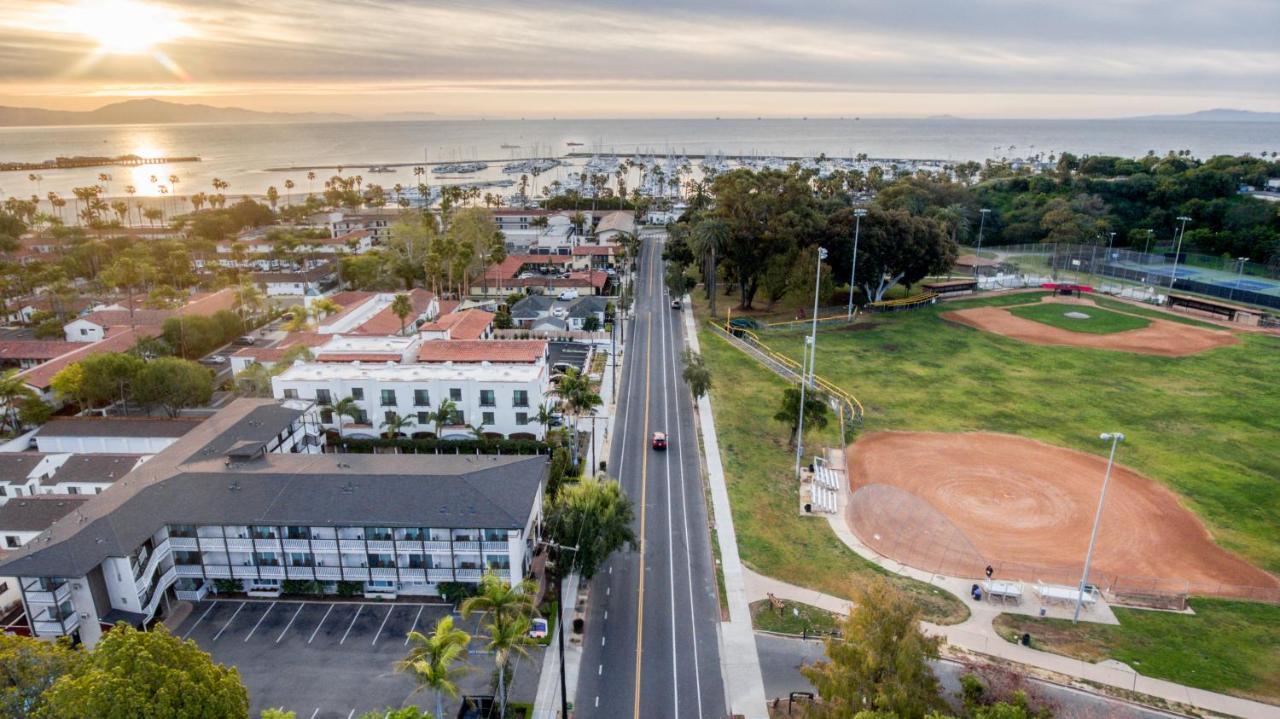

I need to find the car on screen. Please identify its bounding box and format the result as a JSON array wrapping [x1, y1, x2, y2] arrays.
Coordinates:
[[202, 354, 228, 365], [528, 617, 549, 639], [652, 432, 667, 450], [670, 299, 682, 309], [558, 289, 580, 301], [232, 335, 256, 346]]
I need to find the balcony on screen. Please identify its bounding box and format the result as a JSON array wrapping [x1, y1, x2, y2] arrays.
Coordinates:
[[258, 566, 285, 579], [225, 538, 254, 552], [310, 539, 338, 552], [482, 542, 509, 553], [399, 568, 426, 582], [338, 539, 366, 552], [175, 565, 205, 578], [169, 536, 198, 550], [286, 567, 315, 580], [455, 569, 482, 581], [493, 568, 512, 581], [232, 565, 259, 579], [314, 566, 342, 580], [424, 541, 452, 553], [32, 618, 78, 637], [396, 541, 424, 553], [366, 540, 394, 552], [203, 565, 231, 578], [427, 568, 455, 582], [23, 582, 71, 606], [453, 541, 480, 552], [342, 568, 370, 581], [282, 539, 310, 551], [369, 567, 397, 580], [254, 538, 281, 551], [141, 567, 177, 619], [197, 538, 225, 552]]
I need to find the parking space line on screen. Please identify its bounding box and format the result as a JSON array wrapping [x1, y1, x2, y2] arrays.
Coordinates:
[[339, 605, 363, 645], [404, 605, 425, 645], [243, 602, 275, 642], [371, 605, 395, 646], [277, 604, 305, 644], [308, 710, 319, 719], [181, 601, 218, 640], [346, 709, 355, 719], [308, 604, 335, 645], [212, 602, 245, 642]]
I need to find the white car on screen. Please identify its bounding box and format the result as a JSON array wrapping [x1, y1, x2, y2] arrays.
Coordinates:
[[558, 289, 579, 301], [529, 617, 549, 639], [202, 354, 228, 365]]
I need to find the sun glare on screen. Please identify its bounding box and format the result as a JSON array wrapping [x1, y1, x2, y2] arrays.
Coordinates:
[[67, 0, 190, 55]]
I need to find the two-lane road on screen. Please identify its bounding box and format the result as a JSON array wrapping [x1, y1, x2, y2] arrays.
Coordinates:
[[576, 234, 726, 718]]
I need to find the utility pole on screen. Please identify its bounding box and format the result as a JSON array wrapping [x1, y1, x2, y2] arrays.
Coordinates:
[[1169, 216, 1191, 292], [794, 247, 827, 480], [1075, 432, 1124, 624], [1229, 257, 1250, 301], [846, 208, 867, 319], [973, 208, 991, 284]]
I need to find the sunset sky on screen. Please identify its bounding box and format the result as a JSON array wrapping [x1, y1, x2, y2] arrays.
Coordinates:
[[2, 0, 1278, 118]]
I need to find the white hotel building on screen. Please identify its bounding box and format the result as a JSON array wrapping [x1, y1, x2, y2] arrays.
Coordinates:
[[0, 399, 547, 648]]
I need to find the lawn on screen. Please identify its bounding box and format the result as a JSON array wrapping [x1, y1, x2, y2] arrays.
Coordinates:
[[1006, 302, 1151, 334], [994, 599, 1280, 703], [693, 296, 968, 624], [750, 599, 841, 636], [766, 293, 1280, 575]]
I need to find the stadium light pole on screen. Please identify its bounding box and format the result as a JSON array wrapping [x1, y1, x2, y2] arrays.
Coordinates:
[[1074, 432, 1124, 624], [1168, 216, 1191, 291], [973, 208, 991, 283], [1229, 257, 1250, 301], [795, 247, 827, 481], [846, 208, 867, 320], [1142, 229, 1154, 256]]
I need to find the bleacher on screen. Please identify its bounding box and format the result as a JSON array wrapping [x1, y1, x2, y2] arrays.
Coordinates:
[[807, 457, 840, 513]]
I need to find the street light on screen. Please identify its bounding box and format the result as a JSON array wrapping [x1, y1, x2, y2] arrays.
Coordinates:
[[1168, 216, 1191, 291], [795, 247, 827, 480], [846, 208, 867, 320], [1074, 432, 1124, 624], [539, 539, 579, 719], [1142, 229, 1154, 256], [1229, 257, 1250, 301], [973, 208, 991, 283]]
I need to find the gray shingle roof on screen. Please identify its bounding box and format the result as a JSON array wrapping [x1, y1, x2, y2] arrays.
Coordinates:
[[0, 497, 91, 533], [41, 455, 143, 486], [36, 417, 202, 439], [0, 454, 44, 484], [511, 295, 554, 319]]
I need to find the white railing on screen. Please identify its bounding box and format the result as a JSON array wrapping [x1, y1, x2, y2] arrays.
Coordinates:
[[198, 538, 225, 552], [315, 566, 342, 580], [370, 567, 397, 580], [282, 539, 310, 551], [258, 566, 285, 578], [168, 536, 198, 550], [134, 540, 172, 597], [424, 541, 452, 553], [203, 565, 231, 578], [366, 540, 394, 552], [23, 582, 72, 606], [339, 539, 366, 551], [310, 539, 338, 552], [175, 565, 204, 577], [32, 618, 77, 637], [397, 542, 425, 553], [342, 568, 370, 581], [140, 567, 177, 620], [253, 538, 281, 551], [453, 541, 480, 552], [400, 569, 426, 582], [225, 538, 254, 552], [427, 569, 455, 582], [232, 565, 258, 579], [482, 542, 508, 553], [176, 586, 209, 602], [455, 569, 482, 581]]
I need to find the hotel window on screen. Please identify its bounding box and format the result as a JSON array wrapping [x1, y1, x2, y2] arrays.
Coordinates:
[[289, 553, 312, 567], [283, 389, 298, 399], [480, 390, 496, 407], [482, 412, 495, 426], [320, 408, 334, 424], [417, 411, 430, 425], [449, 387, 462, 402], [380, 389, 397, 406], [351, 388, 364, 401], [383, 410, 399, 427], [4, 536, 18, 548], [315, 389, 332, 405], [513, 390, 529, 407], [354, 409, 370, 424], [516, 412, 529, 425], [413, 389, 430, 406], [450, 409, 464, 425]]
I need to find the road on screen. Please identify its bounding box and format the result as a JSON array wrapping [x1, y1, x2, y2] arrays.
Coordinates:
[[575, 233, 727, 718], [755, 633, 1188, 719]]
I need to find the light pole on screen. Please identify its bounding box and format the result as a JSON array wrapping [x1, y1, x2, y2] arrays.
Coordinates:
[[973, 208, 991, 284], [846, 208, 867, 319], [1168, 216, 1191, 292], [540, 539, 579, 719], [794, 247, 827, 480], [1142, 229, 1154, 256], [1229, 257, 1250, 301], [1074, 432, 1124, 624], [1103, 232, 1116, 292]]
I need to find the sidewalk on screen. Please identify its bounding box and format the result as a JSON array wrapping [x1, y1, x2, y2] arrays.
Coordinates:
[[683, 302, 768, 719], [532, 573, 583, 719]]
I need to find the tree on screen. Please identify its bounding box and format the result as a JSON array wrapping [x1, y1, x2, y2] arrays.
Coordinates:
[[132, 358, 214, 417], [550, 367, 601, 466], [681, 349, 711, 399], [0, 368, 37, 433], [0, 634, 80, 719], [50, 362, 90, 412], [461, 573, 538, 719], [432, 398, 457, 437], [391, 293, 414, 335], [43, 624, 248, 719], [844, 207, 955, 302], [772, 386, 829, 449], [801, 579, 944, 718], [545, 475, 637, 580], [691, 217, 729, 315], [235, 362, 273, 397], [581, 315, 600, 332], [100, 254, 153, 322], [260, 711, 295, 719], [331, 396, 362, 436], [77, 352, 144, 414], [398, 614, 471, 719], [381, 411, 414, 442], [281, 304, 312, 332]]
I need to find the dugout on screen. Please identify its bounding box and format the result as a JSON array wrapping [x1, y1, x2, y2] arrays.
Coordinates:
[[922, 279, 978, 297], [1167, 294, 1265, 326]]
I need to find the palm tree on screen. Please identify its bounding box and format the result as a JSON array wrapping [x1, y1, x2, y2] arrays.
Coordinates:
[[397, 615, 471, 719], [535, 404, 555, 436], [0, 368, 37, 434], [281, 304, 312, 332], [330, 396, 362, 438], [461, 573, 538, 719], [432, 398, 457, 438], [391, 293, 414, 335], [551, 367, 602, 467], [381, 411, 413, 445], [691, 218, 729, 315]]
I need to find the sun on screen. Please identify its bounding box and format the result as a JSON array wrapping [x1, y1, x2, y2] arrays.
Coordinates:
[[66, 0, 191, 55]]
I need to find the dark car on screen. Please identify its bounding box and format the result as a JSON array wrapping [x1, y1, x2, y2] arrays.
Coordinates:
[[652, 432, 667, 450]]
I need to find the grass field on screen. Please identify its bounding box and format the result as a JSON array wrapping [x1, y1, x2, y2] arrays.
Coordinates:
[[1006, 303, 1152, 334], [750, 599, 841, 636], [994, 599, 1280, 703], [768, 293, 1280, 575], [692, 303, 968, 624]]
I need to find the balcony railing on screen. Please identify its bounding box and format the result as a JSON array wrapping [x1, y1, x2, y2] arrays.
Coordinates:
[[254, 538, 281, 551], [282, 539, 310, 551], [175, 565, 205, 577], [370, 567, 397, 580], [314, 566, 342, 580], [203, 565, 231, 578], [399, 569, 426, 582], [232, 565, 258, 579], [453, 541, 480, 552], [168, 536, 198, 550], [310, 539, 338, 552], [32, 618, 77, 637], [338, 539, 365, 551], [286, 567, 315, 580], [427, 568, 455, 582], [482, 542, 509, 553], [396, 541, 424, 553], [224, 538, 254, 552], [424, 541, 452, 553], [342, 568, 370, 581], [455, 569, 482, 581], [258, 566, 285, 579], [198, 538, 225, 552], [366, 540, 394, 552]]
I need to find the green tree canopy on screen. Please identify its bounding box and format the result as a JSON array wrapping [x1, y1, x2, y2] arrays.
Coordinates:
[[0, 634, 80, 719], [133, 357, 214, 417], [545, 475, 637, 580]]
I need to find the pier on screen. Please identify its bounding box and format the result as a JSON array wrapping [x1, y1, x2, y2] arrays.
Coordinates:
[[0, 154, 201, 172]]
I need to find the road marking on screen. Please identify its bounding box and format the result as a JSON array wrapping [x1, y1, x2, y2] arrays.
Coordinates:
[[277, 603, 305, 644], [243, 601, 275, 642], [346, 710, 355, 719], [182, 601, 218, 639], [372, 605, 395, 646], [606, 586, 610, 596], [604, 610, 608, 620], [633, 237, 656, 719], [340, 605, 363, 645], [404, 605, 425, 645], [309, 710, 319, 719], [659, 278, 681, 718], [598, 664, 603, 675], [602, 636, 606, 646], [212, 602, 245, 642], [308, 604, 335, 644], [595, 696, 600, 708]]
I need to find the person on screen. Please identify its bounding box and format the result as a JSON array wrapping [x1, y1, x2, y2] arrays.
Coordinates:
[[985, 565, 994, 579]]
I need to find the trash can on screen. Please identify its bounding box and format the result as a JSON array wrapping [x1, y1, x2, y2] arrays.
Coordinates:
[[1020, 633, 1031, 646]]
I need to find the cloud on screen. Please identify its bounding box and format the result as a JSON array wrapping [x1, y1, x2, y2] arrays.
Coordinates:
[[0, 0, 1277, 115]]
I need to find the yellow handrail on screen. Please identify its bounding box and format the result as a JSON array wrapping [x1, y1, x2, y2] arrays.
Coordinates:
[[763, 312, 855, 329], [866, 291, 938, 309], [722, 323, 864, 420]]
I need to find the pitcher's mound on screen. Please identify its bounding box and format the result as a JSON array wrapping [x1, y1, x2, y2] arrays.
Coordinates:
[[846, 432, 1277, 593]]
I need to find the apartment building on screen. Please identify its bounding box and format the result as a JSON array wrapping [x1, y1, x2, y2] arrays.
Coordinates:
[[0, 399, 545, 648]]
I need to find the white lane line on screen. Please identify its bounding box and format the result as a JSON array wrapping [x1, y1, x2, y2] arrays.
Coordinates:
[[372, 605, 395, 646], [212, 602, 245, 642], [308, 604, 335, 644], [601, 636, 606, 646], [340, 605, 363, 645], [182, 601, 218, 639], [606, 586, 610, 596], [595, 696, 600, 708], [346, 710, 355, 719], [659, 291, 681, 718], [598, 664, 603, 675], [308, 709, 319, 719], [276, 603, 305, 644], [404, 605, 425, 645], [667, 292, 706, 718], [243, 601, 275, 642], [604, 610, 608, 620]]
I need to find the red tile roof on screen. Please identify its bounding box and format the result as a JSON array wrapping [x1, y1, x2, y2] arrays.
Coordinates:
[[349, 289, 435, 336], [418, 309, 494, 340], [231, 332, 326, 363], [18, 327, 161, 390], [572, 245, 618, 256], [0, 340, 78, 361], [485, 254, 575, 280], [417, 340, 547, 364]]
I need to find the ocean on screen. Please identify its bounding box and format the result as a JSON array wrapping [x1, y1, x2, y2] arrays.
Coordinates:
[[1, 117, 1277, 202]]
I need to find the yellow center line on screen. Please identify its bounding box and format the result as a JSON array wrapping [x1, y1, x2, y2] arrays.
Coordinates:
[[633, 239, 655, 718]]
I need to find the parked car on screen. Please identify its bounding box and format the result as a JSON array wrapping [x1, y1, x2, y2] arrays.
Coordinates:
[[202, 354, 228, 365], [558, 289, 580, 301], [652, 432, 667, 450], [233, 335, 257, 346], [528, 618, 549, 639], [670, 299, 682, 309]]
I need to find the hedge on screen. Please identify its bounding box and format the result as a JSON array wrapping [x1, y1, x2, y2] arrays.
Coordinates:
[[338, 437, 551, 455]]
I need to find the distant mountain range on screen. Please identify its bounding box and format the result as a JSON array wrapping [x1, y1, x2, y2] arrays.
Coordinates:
[[0, 99, 355, 127], [1125, 108, 1280, 122]]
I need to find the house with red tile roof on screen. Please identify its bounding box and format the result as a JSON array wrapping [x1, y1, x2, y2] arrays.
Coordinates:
[[418, 309, 494, 341]]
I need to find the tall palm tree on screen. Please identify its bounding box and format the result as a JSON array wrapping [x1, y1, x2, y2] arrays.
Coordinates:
[[551, 367, 602, 467], [381, 411, 413, 445], [330, 396, 362, 438], [691, 218, 729, 315], [432, 398, 457, 438], [461, 573, 538, 719], [283, 179, 295, 207], [391, 293, 414, 335], [0, 368, 37, 433], [397, 615, 471, 719]]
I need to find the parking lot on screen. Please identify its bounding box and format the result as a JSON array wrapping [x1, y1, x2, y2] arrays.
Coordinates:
[[174, 599, 545, 718]]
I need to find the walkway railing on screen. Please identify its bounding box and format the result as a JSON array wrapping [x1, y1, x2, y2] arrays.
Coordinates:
[[865, 292, 939, 312]]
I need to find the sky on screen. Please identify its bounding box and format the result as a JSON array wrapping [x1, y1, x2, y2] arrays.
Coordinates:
[[1, 0, 1278, 119]]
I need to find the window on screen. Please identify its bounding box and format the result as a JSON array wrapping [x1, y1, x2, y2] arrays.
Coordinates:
[[355, 409, 369, 424], [251, 526, 276, 539], [4, 536, 18, 548], [67, 486, 79, 495], [0, 486, 6, 496], [384, 410, 399, 427], [513, 390, 529, 407], [380, 389, 397, 406], [320, 408, 334, 424], [285, 526, 310, 540], [482, 412, 495, 426], [315, 389, 332, 405], [283, 389, 298, 399], [417, 411, 430, 425], [350, 388, 364, 401], [289, 552, 312, 567], [480, 389, 496, 407], [516, 412, 529, 425], [413, 389, 430, 406], [449, 387, 462, 402]]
